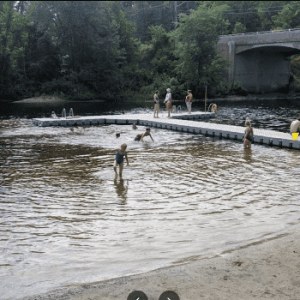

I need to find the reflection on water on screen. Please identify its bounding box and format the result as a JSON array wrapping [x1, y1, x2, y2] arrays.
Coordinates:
[[114, 179, 129, 205], [1, 104, 300, 299], [243, 148, 253, 164]]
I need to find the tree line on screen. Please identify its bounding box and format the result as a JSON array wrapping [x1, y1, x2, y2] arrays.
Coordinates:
[[1, 1, 300, 102]]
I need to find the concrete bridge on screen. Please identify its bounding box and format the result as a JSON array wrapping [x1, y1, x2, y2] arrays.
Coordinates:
[[217, 28, 300, 93]]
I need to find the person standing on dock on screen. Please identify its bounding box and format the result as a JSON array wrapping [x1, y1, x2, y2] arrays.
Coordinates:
[[185, 90, 193, 114], [290, 118, 300, 134], [164, 88, 172, 118], [243, 120, 254, 149], [153, 90, 160, 118], [114, 143, 129, 180]]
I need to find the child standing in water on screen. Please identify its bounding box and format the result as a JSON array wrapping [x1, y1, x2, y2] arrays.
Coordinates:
[[114, 143, 129, 179], [243, 120, 254, 149]]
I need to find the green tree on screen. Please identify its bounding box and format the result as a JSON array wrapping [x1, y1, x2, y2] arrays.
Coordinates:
[[123, 1, 197, 41], [0, 1, 30, 99], [272, 2, 300, 30], [171, 3, 229, 95], [27, 1, 139, 100], [256, 1, 286, 31], [139, 25, 182, 97], [232, 21, 247, 34]]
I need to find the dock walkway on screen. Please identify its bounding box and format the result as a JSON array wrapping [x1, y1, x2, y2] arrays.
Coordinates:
[[32, 111, 300, 150]]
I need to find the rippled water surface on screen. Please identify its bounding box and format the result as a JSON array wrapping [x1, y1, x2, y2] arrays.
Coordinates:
[[1, 101, 300, 299]]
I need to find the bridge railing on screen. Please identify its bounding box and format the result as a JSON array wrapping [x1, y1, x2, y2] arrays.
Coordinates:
[[219, 27, 300, 38]]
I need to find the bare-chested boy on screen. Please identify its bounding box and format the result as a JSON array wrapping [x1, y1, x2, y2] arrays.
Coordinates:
[[134, 128, 154, 142]]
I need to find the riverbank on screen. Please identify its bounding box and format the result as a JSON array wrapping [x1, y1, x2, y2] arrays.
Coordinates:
[[198, 92, 300, 102], [12, 96, 106, 104], [13, 96, 66, 104], [22, 229, 300, 300], [11, 92, 300, 105]]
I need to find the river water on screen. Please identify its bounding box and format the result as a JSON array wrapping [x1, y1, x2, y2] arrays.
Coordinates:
[[1, 100, 300, 299]]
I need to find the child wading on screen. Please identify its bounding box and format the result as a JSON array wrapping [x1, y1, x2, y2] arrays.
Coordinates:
[[243, 120, 254, 149], [114, 143, 129, 179]]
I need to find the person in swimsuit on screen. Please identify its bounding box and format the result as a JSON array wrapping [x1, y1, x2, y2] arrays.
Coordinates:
[[185, 90, 193, 114], [153, 90, 160, 118], [243, 120, 254, 149], [132, 123, 138, 130], [134, 128, 154, 142], [114, 143, 129, 179], [290, 118, 300, 134], [164, 88, 172, 118]]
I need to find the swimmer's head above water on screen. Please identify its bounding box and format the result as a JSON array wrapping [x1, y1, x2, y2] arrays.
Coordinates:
[[121, 143, 127, 150], [116, 133, 120, 138]]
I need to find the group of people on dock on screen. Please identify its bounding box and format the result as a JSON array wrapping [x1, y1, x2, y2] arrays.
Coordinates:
[[153, 88, 193, 118]]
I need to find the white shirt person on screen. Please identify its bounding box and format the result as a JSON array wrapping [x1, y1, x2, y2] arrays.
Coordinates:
[[164, 88, 172, 117]]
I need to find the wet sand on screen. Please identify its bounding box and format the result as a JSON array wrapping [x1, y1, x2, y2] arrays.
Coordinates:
[[22, 229, 300, 300]]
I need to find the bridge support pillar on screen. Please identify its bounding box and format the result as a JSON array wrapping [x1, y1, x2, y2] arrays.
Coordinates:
[[228, 41, 236, 82]]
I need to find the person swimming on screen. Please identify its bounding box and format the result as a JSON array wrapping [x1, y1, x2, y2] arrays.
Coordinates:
[[132, 123, 138, 130], [134, 128, 154, 142]]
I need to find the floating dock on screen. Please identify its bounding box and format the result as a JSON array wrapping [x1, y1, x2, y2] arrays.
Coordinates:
[[32, 112, 300, 150]]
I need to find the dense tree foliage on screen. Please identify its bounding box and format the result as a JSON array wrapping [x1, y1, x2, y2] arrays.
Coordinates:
[[1, 1, 300, 101], [172, 4, 229, 95]]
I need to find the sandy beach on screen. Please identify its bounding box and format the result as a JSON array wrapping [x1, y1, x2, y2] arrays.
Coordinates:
[[22, 229, 300, 300]]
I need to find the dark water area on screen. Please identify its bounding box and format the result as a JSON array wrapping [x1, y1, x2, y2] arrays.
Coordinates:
[[207, 99, 300, 133], [0, 100, 142, 120], [2, 98, 300, 132], [1, 99, 300, 299]]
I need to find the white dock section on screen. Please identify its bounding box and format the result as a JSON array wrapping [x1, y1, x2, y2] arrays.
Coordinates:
[[32, 112, 300, 150]]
